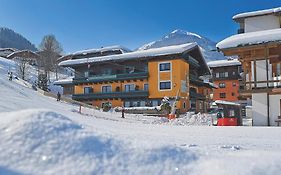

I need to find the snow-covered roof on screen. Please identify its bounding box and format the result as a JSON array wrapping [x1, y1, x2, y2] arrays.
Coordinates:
[[53, 77, 73, 85], [59, 43, 198, 67], [216, 28, 281, 50], [7, 50, 40, 59], [208, 59, 241, 68], [215, 100, 240, 106], [0, 48, 18, 52], [73, 45, 131, 55], [233, 7, 281, 21]]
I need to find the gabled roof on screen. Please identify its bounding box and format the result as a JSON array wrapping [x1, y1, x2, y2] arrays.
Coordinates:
[[233, 7, 281, 21], [216, 28, 281, 50], [59, 43, 197, 66], [59, 43, 211, 75], [7, 50, 40, 59]]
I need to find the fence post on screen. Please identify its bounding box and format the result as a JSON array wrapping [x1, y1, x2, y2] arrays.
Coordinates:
[[121, 107, 125, 118], [79, 105, 82, 114]]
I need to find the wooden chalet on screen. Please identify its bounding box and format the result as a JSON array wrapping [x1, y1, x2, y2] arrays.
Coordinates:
[[217, 7, 281, 126]]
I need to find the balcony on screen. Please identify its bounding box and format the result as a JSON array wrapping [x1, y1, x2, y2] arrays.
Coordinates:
[[73, 72, 148, 84], [72, 90, 149, 100]]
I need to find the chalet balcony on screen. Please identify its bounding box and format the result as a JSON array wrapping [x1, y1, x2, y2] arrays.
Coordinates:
[[73, 72, 148, 84], [72, 90, 149, 100], [239, 78, 281, 96]]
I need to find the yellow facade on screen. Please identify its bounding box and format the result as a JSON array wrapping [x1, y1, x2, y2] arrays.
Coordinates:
[[72, 58, 209, 113], [148, 58, 190, 113]]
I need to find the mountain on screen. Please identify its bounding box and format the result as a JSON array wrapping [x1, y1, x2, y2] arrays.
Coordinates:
[[137, 29, 225, 62], [0, 27, 37, 51]]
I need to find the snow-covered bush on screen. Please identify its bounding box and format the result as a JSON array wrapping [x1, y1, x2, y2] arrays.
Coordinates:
[[160, 96, 171, 114], [102, 102, 112, 112]]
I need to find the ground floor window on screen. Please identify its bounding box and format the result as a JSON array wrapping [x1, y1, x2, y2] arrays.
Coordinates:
[[183, 101, 186, 109], [124, 100, 147, 107]]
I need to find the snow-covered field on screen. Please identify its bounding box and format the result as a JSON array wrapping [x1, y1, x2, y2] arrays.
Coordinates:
[[1, 57, 281, 175]]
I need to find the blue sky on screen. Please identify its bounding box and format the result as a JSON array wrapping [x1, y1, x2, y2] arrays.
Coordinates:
[[0, 0, 280, 53]]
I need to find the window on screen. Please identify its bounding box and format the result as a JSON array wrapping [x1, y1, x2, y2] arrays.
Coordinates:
[[125, 101, 146, 107], [232, 92, 235, 96], [125, 66, 135, 74], [232, 71, 236, 76], [277, 63, 281, 76], [84, 71, 89, 78], [144, 65, 148, 72], [124, 101, 131, 107], [216, 73, 219, 78], [238, 66, 242, 73], [232, 82, 236, 87], [140, 101, 146, 107], [125, 84, 135, 92], [144, 83, 149, 91], [101, 69, 112, 75], [225, 72, 228, 77], [219, 72, 228, 78], [152, 100, 160, 107], [183, 102, 186, 109], [159, 81, 171, 90], [84, 87, 93, 94], [159, 63, 171, 71], [219, 82, 226, 88], [229, 109, 235, 117], [102, 85, 112, 93], [219, 93, 226, 98]]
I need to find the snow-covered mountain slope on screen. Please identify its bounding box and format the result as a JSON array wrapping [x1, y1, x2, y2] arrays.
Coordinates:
[[138, 29, 226, 62], [0, 57, 71, 94], [1, 58, 281, 175]]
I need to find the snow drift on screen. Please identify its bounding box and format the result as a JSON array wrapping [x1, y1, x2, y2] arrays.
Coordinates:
[[0, 109, 198, 175]]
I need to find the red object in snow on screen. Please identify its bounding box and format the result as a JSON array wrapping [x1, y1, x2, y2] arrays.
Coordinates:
[[217, 118, 238, 126], [168, 114, 176, 120]]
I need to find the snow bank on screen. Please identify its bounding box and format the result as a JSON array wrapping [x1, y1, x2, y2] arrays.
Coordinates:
[[0, 109, 198, 175], [149, 112, 213, 126]]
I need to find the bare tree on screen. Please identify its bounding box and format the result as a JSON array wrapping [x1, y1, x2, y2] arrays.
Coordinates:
[[39, 35, 63, 80], [15, 57, 30, 80]]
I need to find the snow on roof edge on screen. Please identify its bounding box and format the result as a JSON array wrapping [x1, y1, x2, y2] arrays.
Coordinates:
[[53, 78, 73, 85], [233, 7, 281, 20], [73, 45, 131, 55], [216, 28, 281, 50], [207, 59, 241, 68]]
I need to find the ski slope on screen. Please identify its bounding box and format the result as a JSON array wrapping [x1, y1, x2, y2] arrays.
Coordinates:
[[1, 57, 281, 175]]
